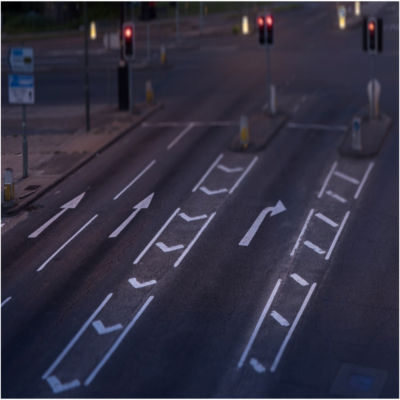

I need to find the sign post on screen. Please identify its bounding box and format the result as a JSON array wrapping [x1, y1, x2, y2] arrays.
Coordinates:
[[8, 48, 35, 178]]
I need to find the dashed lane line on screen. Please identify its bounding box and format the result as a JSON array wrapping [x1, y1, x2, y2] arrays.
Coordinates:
[[354, 162, 374, 199], [326, 190, 347, 204], [333, 170, 360, 185], [325, 211, 350, 261], [315, 212, 338, 228], [192, 153, 224, 192], [318, 161, 337, 198], [304, 240, 326, 255], [290, 209, 315, 257], [167, 122, 195, 150], [229, 156, 259, 194], [290, 274, 309, 287], [270, 311, 290, 327]]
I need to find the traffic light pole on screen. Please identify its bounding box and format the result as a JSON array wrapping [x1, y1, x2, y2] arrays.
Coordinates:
[[84, 2, 90, 132], [266, 43, 271, 114], [128, 60, 134, 113], [22, 104, 28, 178]]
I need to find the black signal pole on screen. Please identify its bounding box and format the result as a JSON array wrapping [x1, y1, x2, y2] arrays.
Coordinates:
[[84, 2, 90, 131]]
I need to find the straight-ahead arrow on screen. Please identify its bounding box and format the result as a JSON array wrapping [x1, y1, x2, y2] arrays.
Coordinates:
[[239, 201, 286, 247], [28, 193, 86, 238], [109, 193, 154, 238]]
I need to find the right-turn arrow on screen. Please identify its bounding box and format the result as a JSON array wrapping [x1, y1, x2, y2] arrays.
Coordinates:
[[239, 200, 286, 247]]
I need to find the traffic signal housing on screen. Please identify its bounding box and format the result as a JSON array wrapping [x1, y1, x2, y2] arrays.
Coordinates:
[[363, 17, 383, 53], [257, 14, 274, 45], [257, 16, 265, 44], [122, 22, 135, 59], [265, 14, 274, 44]]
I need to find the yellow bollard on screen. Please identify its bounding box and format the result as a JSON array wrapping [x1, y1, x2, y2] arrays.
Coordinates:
[[90, 21, 97, 40], [354, 1, 361, 16], [3, 168, 15, 206], [338, 6, 346, 30], [146, 80, 154, 104], [239, 116, 249, 150], [160, 45, 167, 65]]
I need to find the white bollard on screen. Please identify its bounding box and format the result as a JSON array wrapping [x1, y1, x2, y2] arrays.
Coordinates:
[[351, 117, 362, 151], [242, 16, 249, 35], [354, 1, 361, 16], [367, 79, 381, 119]]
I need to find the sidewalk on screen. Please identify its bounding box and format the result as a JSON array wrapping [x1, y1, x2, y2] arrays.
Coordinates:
[[1, 102, 161, 215]]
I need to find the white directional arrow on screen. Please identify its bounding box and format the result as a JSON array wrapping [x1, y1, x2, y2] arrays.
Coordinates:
[[156, 242, 184, 253], [28, 193, 86, 238], [129, 277, 157, 289], [179, 212, 208, 222], [92, 320, 123, 335], [46, 375, 80, 393], [239, 200, 286, 247], [109, 193, 154, 238], [200, 186, 228, 196]]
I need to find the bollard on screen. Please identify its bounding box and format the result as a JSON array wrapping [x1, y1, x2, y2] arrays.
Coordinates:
[[145, 80, 154, 104], [367, 79, 381, 119], [3, 168, 15, 207], [354, 1, 361, 16], [338, 6, 346, 30], [242, 16, 249, 35], [351, 117, 362, 151], [90, 21, 97, 40], [269, 84, 276, 115], [239, 116, 249, 149], [160, 44, 167, 65]]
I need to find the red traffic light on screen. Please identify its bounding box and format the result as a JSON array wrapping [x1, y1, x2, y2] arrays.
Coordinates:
[[368, 21, 375, 32], [265, 15, 274, 27], [124, 26, 133, 39], [257, 16, 264, 27]]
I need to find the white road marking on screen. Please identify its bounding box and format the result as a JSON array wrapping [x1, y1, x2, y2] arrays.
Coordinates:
[[237, 279, 281, 368], [42, 293, 113, 380], [290, 209, 315, 256], [1, 296, 12, 307], [179, 212, 208, 222], [287, 122, 348, 132], [217, 164, 244, 173], [46, 375, 80, 393], [270, 283, 317, 373], [174, 212, 216, 268], [325, 211, 350, 260], [84, 295, 154, 386], [318, 161, 337, 198], [229, 156, 259, 194], [128, 277, 157, 289], [249, 358, 266, 373], [239, 201, 286, 246], [142, 121, 236, 128], [354, 162, 374, 199], [326, 190, 347, 203], [109, 193, 154, 238], [167, 122, 195, 150], [156, 242, 184, 253], [36, 214, 98, 272], [92, 320, 123, 335], [1, 223, 5, 228], [113, 160, 156, 201], [199, 186, 228, 195], [134, 208, 181, 264], [304, 240, 326, 255], [192, 153, 224, 192], [28, 192, 86, 238], [290, 273, 309, 286], [270, 311, 290, 327], [333, 170, 360, 185], [315, 212, 338, 228]]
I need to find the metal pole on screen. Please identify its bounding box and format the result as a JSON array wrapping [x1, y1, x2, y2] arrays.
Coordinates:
[[84, 2, 90, 132], [146, 23, 150, 61], [129, 61, 133, 113], [369, 55, 375, 119], [176, 2, 180, 41], [200, 2, 204, 33], [266, 43, 271, 113], [22, 105, 28, 178]]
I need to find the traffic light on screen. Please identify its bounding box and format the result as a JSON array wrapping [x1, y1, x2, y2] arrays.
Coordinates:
[[257, 16, 265, 44], [363, 17, 383, 53], [265, 14, 274, 44], [122, 22, 135, 59]]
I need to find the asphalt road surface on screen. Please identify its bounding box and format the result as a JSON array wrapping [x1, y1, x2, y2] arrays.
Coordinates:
[[2, 3, 399, 398]]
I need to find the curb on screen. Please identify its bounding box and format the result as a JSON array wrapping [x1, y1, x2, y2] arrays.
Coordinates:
[[3, 102, 163, 215]]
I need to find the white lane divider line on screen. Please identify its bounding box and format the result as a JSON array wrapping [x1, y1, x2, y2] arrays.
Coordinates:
[[113, 160, 156, 201], [290, 274, 309, 287], [200, 186, 228, 196], [326, 190, 347, 204], [290, 209, 315, 257], [142, 121, 190, 128], [167, 122, 195, 150], [325, 211, 350, 260], [84, 295, 154, 386], [304, 240, 326, 255], [270, 311, 290, 327], [217, 164, 244, 173], [333, 170, 360, 185], [92, 320, 123, 335], [36, 214, 98, 272], [174, 212, 216, 268], [192, 153, 224, 192], [134, 208, 180, 264], [179, 212, 208, 222], [270, 283, 317, 373], [1, 296, 12, 307], [42, 293, 113, 380], [237, 279, 281, 369], [318, 161, 337, 198], [156, 242, 184, 253], [287, 122, 348, 132], [46, 375, 80, 394], [354, 162, 374, 199], [249, 358, 266, 374], [229, 156, 259, 194], [128, 277, 157, 289], [315, 212, 338, 228]]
